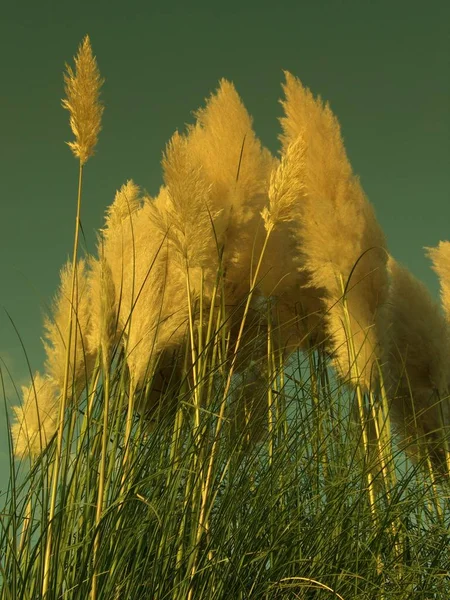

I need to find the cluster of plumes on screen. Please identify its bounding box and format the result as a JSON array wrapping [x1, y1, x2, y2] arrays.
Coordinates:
[[261, 72, 390, 391], [11, 71, 450, 474]]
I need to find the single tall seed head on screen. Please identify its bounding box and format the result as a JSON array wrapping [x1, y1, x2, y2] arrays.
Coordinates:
[[61, 34, 104, 165]]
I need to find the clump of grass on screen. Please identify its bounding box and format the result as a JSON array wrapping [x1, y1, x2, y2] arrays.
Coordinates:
[[2, 37, 449, 600]]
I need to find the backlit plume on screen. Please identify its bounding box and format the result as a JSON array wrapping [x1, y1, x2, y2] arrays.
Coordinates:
[[11, 68, 450, 478], [424, 241, 450, 327], [378, 255, 450, 471], [276, 70, 389, 390], [43, 259, 94, 399], [61, 34, 104, 165], [11, 373, 59, 458]]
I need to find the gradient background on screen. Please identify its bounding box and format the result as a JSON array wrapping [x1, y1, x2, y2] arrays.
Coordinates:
[[0, 0, 449, 494]]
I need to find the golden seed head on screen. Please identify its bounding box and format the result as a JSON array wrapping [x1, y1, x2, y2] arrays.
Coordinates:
[[61, 34, 104, 165], [43, 258, 93, 398], [424, 241, 450, 325], [261, 134, 306, 232], [11, 372, 59, 458]]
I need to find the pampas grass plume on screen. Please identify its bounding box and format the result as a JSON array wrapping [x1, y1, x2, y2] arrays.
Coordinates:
[[278, 70, 389, 390], [379, 254, 450, 470], [101, 180, 187, 394], [261, 134, 306, 232], [101, 179, 143, 330], [424, 241, 450, 326], [86, 254, 117, 366], [43, 258, 93, 398], [184, 79, 275, 301], [11, 372, 59, 458], [153, 130, 218, 275], [61, 34, 104, 165]]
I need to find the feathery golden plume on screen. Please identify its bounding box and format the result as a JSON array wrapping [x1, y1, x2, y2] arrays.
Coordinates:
[[86, 254, 117, 366], [124, 197, 190, 396], [61, 34, 104, 165], [277, 71, 389, 389], [278, 71, 350, 180], [103, 179, 142, 232], [101, 180, 155, 389], [43, 258, 94, 399], [101, 179, 189, 394], [150, 130, 219, 284], [379, 255, 450, 471], [11, 372, 59, 458], [183, 78, 275, 303], [123, 130, 221, 402], [187, 79, 273, 209], [261, 134, 306, 232], [101, 179, 143, 330], [424, 241, 450, 325], [180, 79, 280, 424], [258, 134, 328, 357]]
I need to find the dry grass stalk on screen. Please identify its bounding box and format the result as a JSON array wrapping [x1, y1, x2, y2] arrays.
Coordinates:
[[42, 36, 105, 600]]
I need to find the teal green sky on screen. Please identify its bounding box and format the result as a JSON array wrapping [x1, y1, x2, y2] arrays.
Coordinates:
[[0, 0, 449, 492]]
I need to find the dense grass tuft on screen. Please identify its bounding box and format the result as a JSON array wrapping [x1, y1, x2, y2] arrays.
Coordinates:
[[1, 36, 449, 600]]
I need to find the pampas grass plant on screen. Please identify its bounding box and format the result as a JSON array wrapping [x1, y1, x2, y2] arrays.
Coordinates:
[[2, 37, 449, 600]]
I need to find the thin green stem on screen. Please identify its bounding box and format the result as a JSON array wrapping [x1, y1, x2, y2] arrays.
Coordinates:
[[42, 159, 84, 599]]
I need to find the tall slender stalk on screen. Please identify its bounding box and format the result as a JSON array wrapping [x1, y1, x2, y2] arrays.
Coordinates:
[[42, 35, 104, 597], [338, 274, 377, 513], [42, 160, 84, 598], [91, 363, 110, 600]]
